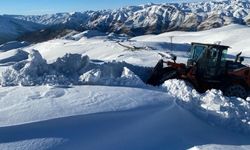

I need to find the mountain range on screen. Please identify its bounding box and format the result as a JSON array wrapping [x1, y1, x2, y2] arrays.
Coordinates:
[[1, 0, 250, 43]]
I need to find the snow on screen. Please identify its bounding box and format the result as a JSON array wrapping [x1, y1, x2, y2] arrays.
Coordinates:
[[1, 86, 250, 150], [133, 24, 250, 56], [0, 41, 29, 52], [70, 30, 107, 40], [0, 24, 250, 149], [0, 50, 150, 86], [0, 16, 42, 43], [9, 0, 250, 36], [162, 79, 250, 133], [20, 24, 250, 69], [189, 144, 250, 150], [0, 138, 64, 150], [23, 38, 163, 67], [0, 85, 168, 127], [0, 49, 28, 65]]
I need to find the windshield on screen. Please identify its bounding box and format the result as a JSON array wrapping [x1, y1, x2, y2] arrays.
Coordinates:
[[221, 49, 228, 61], [190, 45, 207, 61]]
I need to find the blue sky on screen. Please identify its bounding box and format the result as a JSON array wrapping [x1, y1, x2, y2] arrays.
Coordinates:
[[1, 0, 205, 15]]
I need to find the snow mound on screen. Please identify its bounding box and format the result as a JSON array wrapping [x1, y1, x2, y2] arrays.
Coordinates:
[[79, 66, 145, 87], [162, 79, 250, 133], [0, 49, 29, 65], [1, 50, 150, 87]]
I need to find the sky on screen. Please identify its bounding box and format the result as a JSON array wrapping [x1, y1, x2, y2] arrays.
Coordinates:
[[0, 0, 205, 15]]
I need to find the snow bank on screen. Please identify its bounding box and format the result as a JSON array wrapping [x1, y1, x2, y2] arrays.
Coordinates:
[[162, 79, 250, 133], [0, 50, 151, 87], [79, 66, 145, 87]]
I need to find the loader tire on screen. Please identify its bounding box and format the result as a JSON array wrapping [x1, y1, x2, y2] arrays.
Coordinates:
[[147, 67, 177, 86], [224, 85, 248, 99], [158, 68, 178, 84]]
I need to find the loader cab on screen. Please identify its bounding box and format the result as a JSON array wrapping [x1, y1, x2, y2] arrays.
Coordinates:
[[187, 43, 229, 78]]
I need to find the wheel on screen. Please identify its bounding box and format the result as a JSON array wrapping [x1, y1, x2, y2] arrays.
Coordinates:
[[158, 68, 177, 84], [224, 85, 248, 99]]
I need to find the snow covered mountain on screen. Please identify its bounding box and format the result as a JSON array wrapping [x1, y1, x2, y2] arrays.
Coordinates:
[[0, 16, 43, 44], [9, 0, 250, 36], [1, 1, 250, 149], [1, 0, 250, 43]]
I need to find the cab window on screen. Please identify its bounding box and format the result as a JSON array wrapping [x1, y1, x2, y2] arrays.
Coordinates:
[[191, 45, 207, 61], [208, 48, 218, 63]]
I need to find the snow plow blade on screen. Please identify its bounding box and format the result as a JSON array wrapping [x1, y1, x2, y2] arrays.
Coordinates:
[[147, 59, 178, 86]]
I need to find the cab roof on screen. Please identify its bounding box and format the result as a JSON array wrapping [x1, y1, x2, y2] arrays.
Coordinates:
[[191, 42, 230, 49]]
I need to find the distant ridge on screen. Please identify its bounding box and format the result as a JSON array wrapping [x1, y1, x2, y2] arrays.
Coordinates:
[[1, 0, 250, 43]]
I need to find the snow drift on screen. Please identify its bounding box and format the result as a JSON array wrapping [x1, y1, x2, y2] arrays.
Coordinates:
[[162, 79, 250, 133], [0, 50, 151, 87]]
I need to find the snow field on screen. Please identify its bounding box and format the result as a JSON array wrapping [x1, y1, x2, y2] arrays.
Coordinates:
[[0, 24, 250, 149], [133, 24, 250, 57], [0, 85, 170, 127], [1, 49, 250, 134]]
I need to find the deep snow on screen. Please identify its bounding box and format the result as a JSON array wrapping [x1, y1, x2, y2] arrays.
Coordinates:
[[0, 86, 250, 150], [0, 50, 151, 86], [133, 24, 250, 57], [163, 79, 250, 133], [1, 24, 250, 150]]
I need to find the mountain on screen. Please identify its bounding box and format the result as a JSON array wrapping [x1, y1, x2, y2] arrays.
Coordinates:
[[8, 0, 250, 37], [1, 0, 250, 44], [0, 16, 44, 44]]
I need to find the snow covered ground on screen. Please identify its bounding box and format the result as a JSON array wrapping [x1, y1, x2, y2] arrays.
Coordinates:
[[15, 24, 250, 66], [1, 85, 250, 150], [1, 24, 250, 150], [133, 24, 250, 57]]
